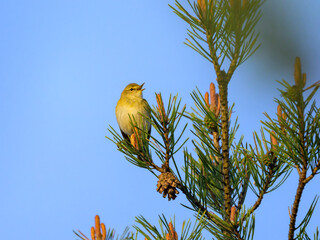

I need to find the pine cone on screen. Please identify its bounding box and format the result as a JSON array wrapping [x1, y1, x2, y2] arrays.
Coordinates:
[[263, 151, 277, 170], [204, 115, 217, 132], [157, 172, 180, 201]]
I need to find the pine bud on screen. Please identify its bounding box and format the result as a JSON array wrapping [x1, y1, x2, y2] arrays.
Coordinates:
[[130, 132, 138, 150], [302, 73, 307, 88], [95, 215, 102, 239], [277, 105, 287, 135], [198, 0, 206, 13], [210, 82, 216, 109], [270, 131, 278, 152], [91, 227, 95, 240], [156, 93, 166, 123], [166, 222, 178, 240], [277, 105, 282, 122], [204, 82, 221, 133], [101, 223, 106, 240], [230, 206, 236, 223], [242, 0, 247, 9], [277, 104, 287, 122], [294, 57, 302, 87], [197, 0, 213, 18], [205, 92, 209, 107]]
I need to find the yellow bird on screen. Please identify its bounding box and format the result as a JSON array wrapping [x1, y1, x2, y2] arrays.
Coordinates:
[[115, 83, 151, 142]]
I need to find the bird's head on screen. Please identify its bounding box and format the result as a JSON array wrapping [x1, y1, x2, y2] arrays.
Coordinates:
[[121, 83, 145, 99]]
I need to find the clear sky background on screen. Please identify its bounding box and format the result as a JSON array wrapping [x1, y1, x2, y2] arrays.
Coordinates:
[[1, 0, 319, 239]]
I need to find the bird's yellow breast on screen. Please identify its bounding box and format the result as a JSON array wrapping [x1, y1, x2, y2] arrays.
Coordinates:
[[115, 97, 150, 136]]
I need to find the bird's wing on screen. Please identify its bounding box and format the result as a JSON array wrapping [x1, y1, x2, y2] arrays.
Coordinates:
[[120, 129, 130, 142], [142, 98, 152, 139], [148, 122, 151, 139]]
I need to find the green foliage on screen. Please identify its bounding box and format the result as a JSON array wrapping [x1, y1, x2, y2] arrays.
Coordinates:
[[170, 0, 264, 68], [147, 94, 188, 163], [261, 61, 320, 239], [181, 88, 236, 214], [134, 213, 205, 240], [107, 94, 188, 175], [245, 129, 291, 196], [263, 79, 320, 172], [106, 70, 320, 239], [104, 1, 320, 239], [295, 196, 319, 240], [73, 227, 132, 240], [202, 206, 256, 240]]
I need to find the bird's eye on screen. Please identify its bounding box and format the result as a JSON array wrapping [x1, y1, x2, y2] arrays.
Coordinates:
[[130, 88, 134, 91]]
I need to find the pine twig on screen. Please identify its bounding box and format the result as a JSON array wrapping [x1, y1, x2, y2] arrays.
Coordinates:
[[288, 57, 310, 240], [236, 179, 249, 212], [240, 163, 274, 224], [288, 169, 307, 240], [304, 158, 320, 184], [218, 80, 232, 219]]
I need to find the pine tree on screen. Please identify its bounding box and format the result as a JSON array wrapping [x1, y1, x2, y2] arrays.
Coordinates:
[[76, 1, 320, 239]]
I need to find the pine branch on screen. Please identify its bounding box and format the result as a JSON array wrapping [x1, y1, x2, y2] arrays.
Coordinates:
[[304, 157, 320, 184], [206, 33, 223, 81], [225, 2, 241, 83], [218, 80, 232, 219], [240, 163, 274, 223], [287, 100, 309, 240], [236, 179, 249, 212], [156, 93, 171, 172], [178, 184, 215, 221], [282, 57, 320, 240], [179, 180, 244, 240], [288, 169, 307, 240]]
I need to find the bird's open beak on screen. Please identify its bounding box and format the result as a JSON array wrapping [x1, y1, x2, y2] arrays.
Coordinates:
[[138, 82, 145, 91]]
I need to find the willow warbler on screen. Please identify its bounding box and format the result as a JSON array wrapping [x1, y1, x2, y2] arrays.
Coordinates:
[[115, 83, 151, 142]]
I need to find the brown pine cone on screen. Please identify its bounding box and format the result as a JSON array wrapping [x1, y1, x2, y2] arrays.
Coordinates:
[[157, 172, 180, 201]]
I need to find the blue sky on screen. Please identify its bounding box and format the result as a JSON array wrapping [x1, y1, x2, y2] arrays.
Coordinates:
[[1, 0, 319, 239]]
